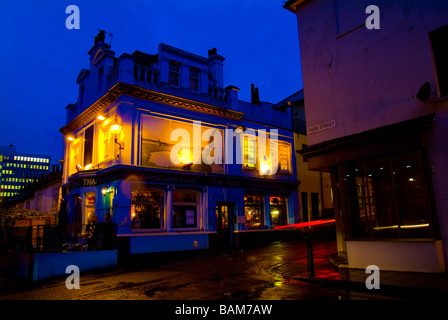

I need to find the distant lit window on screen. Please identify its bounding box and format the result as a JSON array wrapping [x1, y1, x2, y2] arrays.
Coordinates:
[[270, 196, 288, 227], [169, 61, 180, 87], [189, 68, 200, 91]]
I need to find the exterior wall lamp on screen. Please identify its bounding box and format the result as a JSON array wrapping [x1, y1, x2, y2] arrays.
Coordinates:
[[110, 116, 124, 150]]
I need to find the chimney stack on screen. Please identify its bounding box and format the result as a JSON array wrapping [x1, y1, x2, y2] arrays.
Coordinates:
[[251, 83, 260, 105]]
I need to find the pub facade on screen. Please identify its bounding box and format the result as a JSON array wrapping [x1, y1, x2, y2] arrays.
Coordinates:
[[60, 32, 299, 258]]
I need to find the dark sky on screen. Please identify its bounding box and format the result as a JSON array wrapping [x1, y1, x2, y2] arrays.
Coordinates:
[[0, 0, 302, 162]]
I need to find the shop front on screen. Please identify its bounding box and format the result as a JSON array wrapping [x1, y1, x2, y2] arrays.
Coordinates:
[[300, 115, 446, 272], [65, 166, 299, 259]]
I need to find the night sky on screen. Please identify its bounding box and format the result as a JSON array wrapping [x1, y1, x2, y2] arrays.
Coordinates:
[[0, 0, 302, 163]]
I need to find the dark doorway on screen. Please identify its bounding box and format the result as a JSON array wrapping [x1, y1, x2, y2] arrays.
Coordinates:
[[311, 193, 320, 220], [301, 192, 308, 222], [215, 202, 234, 248]]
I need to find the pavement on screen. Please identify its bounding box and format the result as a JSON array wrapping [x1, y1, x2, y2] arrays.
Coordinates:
[[1, 238, 448, 300], [271, 239, 448, 300]]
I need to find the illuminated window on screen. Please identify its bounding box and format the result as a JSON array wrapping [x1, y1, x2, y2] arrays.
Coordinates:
[[243, 135, 257, 168], [84, 126, 94, 168], [98, 118, 113, 163], [173, 190, 200, 229], [189, 67, 200, 91], [244, 194, 264, 228], [68, 137, 81, 175], [131, 189, 164, 230], [169, 61, 180, 87], [84, 192, 96, 226], [270, 196, 288, 227], [278, 142, 291, 173]]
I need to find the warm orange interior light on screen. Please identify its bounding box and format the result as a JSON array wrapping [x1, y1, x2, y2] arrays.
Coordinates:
[[110, 117, 122, 135]]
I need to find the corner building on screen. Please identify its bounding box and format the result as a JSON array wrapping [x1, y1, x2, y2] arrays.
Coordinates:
[[285, 0, 448, 272], [60, 32, 299, 258]]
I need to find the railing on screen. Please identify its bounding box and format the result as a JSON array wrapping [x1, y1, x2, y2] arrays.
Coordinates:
[[134, 65, 159, 84], [6, 223, 116, 253], [209, 85, 229, 103]]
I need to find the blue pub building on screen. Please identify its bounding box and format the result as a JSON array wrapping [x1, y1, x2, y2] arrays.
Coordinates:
[[60, 31, 299, 259]]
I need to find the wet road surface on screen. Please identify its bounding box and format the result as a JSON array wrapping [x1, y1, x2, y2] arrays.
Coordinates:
[[0, 239, 398, 300]]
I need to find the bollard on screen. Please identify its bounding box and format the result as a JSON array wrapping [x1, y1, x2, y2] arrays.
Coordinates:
[[304, 234, 315, 278]]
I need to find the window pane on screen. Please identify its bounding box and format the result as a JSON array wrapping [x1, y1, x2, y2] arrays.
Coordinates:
[[392, 151, 424, 194], [173, 205, 197, 228], [173, 191, 199, 228], [278, 143, 290, 172], [190, 78, 199, 91], [84, 126, 94, 166], [169, 71, 179, 86], [244, 195, 264, 228], [345, 161, 372, 237], [365, 157, 399, 238], [270, 196, 288, 227], [398, 193, 431, 238], [131, 190, 163, 229]]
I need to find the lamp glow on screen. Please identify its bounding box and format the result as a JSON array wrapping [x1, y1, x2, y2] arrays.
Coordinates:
[[97, 115, 106, 121], [260, 162, 270, 175], [110, 116, 122, 135], [67, 136, 75, 141]]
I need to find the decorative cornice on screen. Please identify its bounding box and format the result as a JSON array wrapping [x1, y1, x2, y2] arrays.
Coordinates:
[[60, 82, 244, 135]]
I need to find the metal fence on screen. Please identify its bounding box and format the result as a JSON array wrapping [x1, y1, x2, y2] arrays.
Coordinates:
[[6, 223, 116, 253]]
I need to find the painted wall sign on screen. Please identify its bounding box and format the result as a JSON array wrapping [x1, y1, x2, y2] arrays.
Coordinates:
[[82, 178, 97, 186], [307, 120, 336, 135]]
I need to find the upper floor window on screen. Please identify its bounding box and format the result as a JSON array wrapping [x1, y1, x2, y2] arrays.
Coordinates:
[[278, 142, 291, 173], [83, 125, 94, 169], [97, 116, 114, 163], [189, 67, 200, 91], [169, 61, 180, 87], [243, 135, 257, 169], [430, 25, 448, 97]]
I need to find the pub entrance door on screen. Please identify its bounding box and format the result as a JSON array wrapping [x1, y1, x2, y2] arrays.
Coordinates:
[[216, 202, 234, 248]]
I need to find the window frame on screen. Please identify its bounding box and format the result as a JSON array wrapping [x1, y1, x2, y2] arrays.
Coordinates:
[[189, 67, 200, 92], [169, 61, 181, 87], [131, 188, 165, 232], [343, 149, 437, 240], [172, 190, 201, 230]]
